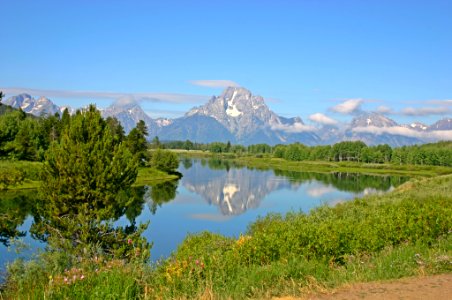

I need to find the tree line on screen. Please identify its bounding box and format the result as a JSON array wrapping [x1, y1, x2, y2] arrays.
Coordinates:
[[163, 139, 452, 167]]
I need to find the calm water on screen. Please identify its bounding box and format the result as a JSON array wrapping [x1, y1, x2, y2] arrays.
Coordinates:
[[0, 158, 408, 276]]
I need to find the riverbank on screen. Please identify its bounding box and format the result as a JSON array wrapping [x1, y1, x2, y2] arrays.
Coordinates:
[[0, 160, 179, 190], [174, 150, 452, 177], [3, 172, 451, 299]]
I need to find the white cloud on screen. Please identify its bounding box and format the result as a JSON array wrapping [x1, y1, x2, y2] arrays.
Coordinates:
[[330, 98, 363, 114], [352, 126, 452, 140], [144, 109, 186, 119], [308, 113, 338, 125], [1, 87, 207, 104], [113, 96, 138, 106], [271, 122, 316, 133], [307, 186, 336, 197], [401, 106, 451, 116], [376, 105, 393, 114], [425, 99, 452, 106], [189, 80, 240, 88]]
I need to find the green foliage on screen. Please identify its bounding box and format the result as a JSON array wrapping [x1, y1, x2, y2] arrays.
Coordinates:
[[392, 143, 452, 166], [150, 149, 179, 173], [0, 166, 24, 190], [284, 143, 309, 161], [5, 253, 147, 299], [105, 116, 125, 143], [35, 105, 149, 261], [40, 105, 138, 218], [126, 120, 149, 166], [332, 141, 367, 162], [248, 143, 272, 154]]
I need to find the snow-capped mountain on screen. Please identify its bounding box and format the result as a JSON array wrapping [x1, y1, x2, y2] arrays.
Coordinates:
[[101, 100, 177, 135], [3, 93, 62, 116], [402, 122, 428, 131], [350, 112, 398, 128], [428, 118, 452, 131], [344, 112, 422, 146], [101, 102, 158, 135], [165, 86, 319, 145], [2, 90, 451, 146]]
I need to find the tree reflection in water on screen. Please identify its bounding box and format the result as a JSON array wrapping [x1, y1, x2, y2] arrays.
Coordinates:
[[145, 180, 180, 215], [0, 190, 35, 247]]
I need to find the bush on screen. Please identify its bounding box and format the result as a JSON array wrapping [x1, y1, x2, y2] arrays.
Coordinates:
[[0, 166, 24, 190], [150, 149, 179, 172]]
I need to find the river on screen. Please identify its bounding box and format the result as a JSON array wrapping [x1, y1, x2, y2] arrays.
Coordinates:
[[0, 158, 408, 277]]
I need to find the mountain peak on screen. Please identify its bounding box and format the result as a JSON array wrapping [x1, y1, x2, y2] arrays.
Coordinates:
[[401, 122, 428, 131], [180, 86, 319, 145], [429, 118, 452, 130], [351, 112, 398, 127], [3, 94, 61, 116], [220, 86, 251, 98]]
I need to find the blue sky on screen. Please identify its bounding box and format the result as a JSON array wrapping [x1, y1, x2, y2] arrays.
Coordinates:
[[1, 0, 451, 125]]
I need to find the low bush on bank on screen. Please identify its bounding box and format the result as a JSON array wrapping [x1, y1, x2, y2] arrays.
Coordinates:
[[0, 161, 42, 190], [3, 175, 451, 299]]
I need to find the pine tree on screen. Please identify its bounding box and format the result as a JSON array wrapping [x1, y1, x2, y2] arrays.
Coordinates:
[[40, 104, 137, 217], [127, 120, 149, 166], [34, 105, 148, 260]]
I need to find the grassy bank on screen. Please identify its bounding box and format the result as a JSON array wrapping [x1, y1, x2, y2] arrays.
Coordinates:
[[3, 173, 451, 299], [175, 150, 452, 177], [0, 160, 178, 190], [236, 157, 452, 177]]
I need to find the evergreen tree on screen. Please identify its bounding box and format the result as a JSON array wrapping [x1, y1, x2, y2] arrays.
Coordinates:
[[34, 105, 148, 260], [105, 116, 125, 143], [151, 136, 162, 149], [127, 120, 149, 166], [61, 107, 71, 128]]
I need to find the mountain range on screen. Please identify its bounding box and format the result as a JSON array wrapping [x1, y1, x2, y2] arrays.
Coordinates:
[[2, 87, 451, 147]]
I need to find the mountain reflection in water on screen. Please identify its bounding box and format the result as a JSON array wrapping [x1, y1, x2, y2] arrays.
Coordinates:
[[178, 158, 408, 216]]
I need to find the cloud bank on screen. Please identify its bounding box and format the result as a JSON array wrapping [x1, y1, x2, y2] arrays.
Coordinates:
[[401, 106, 451, 116], [271, 122, 316, 133], [308, 113, 338, 125], [1, 87, 207, 104], [353, 126, 452, 140]]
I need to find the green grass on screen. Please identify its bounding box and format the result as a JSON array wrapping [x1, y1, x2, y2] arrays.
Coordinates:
[[233, 156, 452, 177], [175, 151, 452, 177], [134, 167, 180, 186], [3, 174, 451, 299], [0, 160, 178, 190]]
